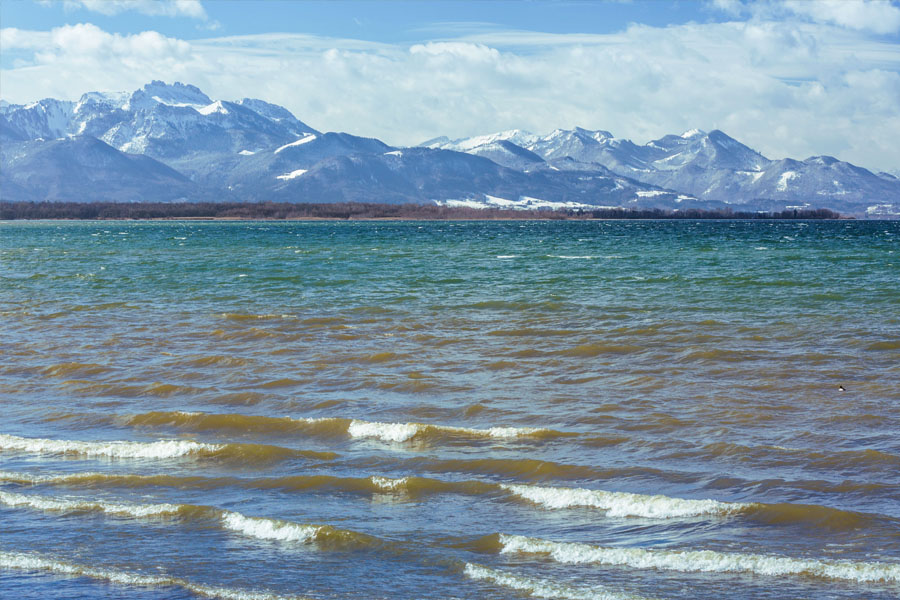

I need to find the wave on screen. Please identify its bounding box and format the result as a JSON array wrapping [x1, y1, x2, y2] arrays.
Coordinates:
[[5, 469, 883, 533], [40, 362, 112, 378], [0, 551, 305, 600], [221, 513, 376, 550], [1, 489, 376, 551], [700, 441, 900, 471], [0, 433, 337, 463], [404, 455, 683, 484], [499, 483, 749, 518], [346, 419, 563, 443], [0, 490, 186, 518], [121, 411, 568, 444], [463, 563, 648, 600], [124, 412, 351, 437], [495, 534, 900, 583]]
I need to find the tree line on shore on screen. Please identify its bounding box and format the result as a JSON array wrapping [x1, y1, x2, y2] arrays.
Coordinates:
[[0, 201, 843, 221]]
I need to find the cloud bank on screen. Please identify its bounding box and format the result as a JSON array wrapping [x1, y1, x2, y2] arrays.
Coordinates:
[[1, 12, 898, 172]]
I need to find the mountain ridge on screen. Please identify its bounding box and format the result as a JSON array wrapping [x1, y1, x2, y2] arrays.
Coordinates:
[[2, 81, 897, 217]]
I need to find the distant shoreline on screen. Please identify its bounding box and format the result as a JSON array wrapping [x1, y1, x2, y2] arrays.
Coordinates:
[[0, 201, 845, 221]]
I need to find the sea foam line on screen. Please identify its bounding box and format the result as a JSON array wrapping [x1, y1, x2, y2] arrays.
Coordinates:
[[500, 483, 750, 518], [498, 534, 900, 584], [0, 551, 306, 600], [464, 563, 653, 600], [0, 433, 219, 459]]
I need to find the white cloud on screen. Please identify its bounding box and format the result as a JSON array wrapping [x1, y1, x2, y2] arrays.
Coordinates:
[[1, 18, 899, 172], [62, 0, 207, 19], [785, 0, 900, 35], [710, 0, 900, 35]]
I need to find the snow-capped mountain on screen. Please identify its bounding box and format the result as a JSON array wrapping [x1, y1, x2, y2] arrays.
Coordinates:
[[2, 81, 318, 161], [427, 127, 899, 215], [2, 81, 897, 215]]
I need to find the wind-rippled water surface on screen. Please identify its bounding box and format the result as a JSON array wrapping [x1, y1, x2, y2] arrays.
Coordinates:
[[1, 219, 898, 600]]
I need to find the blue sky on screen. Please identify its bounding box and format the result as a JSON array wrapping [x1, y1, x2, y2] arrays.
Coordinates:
[[2, 1, 730, 43], [2, 1, 899, 171]]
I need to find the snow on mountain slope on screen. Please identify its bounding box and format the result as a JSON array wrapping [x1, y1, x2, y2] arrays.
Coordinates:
[[2, 81, 318, 162], [3, 81, 897, 215], [434, 126, 899, 213], [3, 99, 75, 140], [257, 146, 691, 208]]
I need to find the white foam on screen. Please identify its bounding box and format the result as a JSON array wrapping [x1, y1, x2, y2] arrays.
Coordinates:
[[0, 490, 181, 518], [0, 433, 220, 459], [348, 420, 422, 442], [0, 551, 300, 600], [346, 420, 550, 443], [498, 534, 900, 583], [2, 488, 339, 548], [220, 512, 321, 543], [370, 476, 409, 491], [500, 484, 750, 518], [464, 563, 644, 600]]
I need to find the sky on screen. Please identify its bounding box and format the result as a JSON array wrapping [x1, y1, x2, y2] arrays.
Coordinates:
[[1, 0, 899, 172]]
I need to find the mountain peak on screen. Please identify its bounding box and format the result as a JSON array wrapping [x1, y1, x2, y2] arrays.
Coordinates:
[[680, 128, 706, 139], [804, 155, 840, 166], [128, 80, 212, 111], [574, 126, 614, 140], [236, 98, 302, 125]]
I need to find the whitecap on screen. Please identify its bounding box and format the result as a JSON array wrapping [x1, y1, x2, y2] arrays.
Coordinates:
[[498, 534, 900, 583], [0, 551, 300, 600], [0, 490, 182, 517], [0, 433, 220, 459], [464, 563, 647, 600], [500, 483, 749, 518], [220, 512, 321, 543]]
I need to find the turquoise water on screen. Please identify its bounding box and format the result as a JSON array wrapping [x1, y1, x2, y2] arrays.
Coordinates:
[[1, 219, 899, 599]]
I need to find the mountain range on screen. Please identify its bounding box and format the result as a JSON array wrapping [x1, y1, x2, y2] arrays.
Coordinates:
[[2, 81, 897, 216]]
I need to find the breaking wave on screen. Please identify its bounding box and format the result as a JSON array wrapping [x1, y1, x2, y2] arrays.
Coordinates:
[[1, 489, 377, 550], [500, 483, 749, 518], [496, 534, 900, 583], [463, 563, 649, 600], [0, 433, 337, 463], [346, 419, 562, 443], [0, 490, 185, 518], [121, 410, 568, 444], [0, 551, 306, 600], [3, 469, 884, 533]]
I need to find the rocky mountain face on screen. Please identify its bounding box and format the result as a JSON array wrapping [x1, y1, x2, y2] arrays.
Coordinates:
[[2, 81, 897, 216]]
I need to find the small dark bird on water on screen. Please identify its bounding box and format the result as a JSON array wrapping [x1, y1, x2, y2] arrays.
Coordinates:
[[838, 385, 846, 392]]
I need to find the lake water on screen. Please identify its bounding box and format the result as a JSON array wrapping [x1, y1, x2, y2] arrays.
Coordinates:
[[1, 219, 898, 600]]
